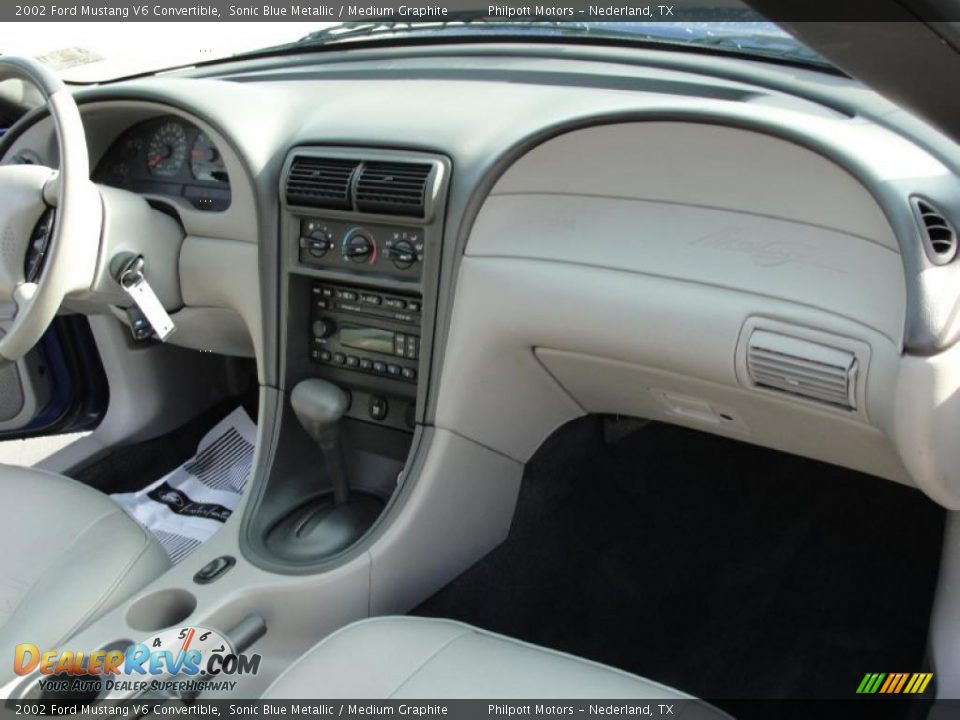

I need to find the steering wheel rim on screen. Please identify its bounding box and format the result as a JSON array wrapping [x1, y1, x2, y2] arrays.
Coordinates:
[[0, 56, 101, 361]]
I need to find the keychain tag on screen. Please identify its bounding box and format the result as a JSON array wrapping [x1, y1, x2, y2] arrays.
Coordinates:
[[120, 264, 175, 341]]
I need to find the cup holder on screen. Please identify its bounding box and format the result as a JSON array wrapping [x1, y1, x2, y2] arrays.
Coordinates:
[[126, 588, 197, 632]]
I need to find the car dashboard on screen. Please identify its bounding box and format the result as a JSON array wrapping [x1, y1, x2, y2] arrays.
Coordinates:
[[4, 42, 960, 518]]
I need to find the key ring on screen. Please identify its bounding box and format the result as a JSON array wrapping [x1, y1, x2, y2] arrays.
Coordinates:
[[117, 254, 146, 289]]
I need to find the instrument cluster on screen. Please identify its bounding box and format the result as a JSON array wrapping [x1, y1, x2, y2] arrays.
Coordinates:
[[93, 115, 231, 212]]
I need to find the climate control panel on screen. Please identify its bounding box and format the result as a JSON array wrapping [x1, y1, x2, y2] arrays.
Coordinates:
[[299, 217, 424, 280]]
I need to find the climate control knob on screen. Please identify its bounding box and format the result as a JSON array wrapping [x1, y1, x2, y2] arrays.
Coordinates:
[[342, 229, 376, 264], [388, 240, 417, 270], [312, 318, 336, 339], [301, 228, 333, 258]]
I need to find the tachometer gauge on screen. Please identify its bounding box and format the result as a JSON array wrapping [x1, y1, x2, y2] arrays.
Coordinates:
[[146, 121, 188, 177], [190, 132, 228, 183]]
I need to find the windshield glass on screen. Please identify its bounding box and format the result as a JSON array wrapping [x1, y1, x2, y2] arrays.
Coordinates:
[[5, 15, 827, 83]]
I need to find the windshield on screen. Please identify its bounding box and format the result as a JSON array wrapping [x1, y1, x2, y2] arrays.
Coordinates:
[[5, 15, 827, 83]]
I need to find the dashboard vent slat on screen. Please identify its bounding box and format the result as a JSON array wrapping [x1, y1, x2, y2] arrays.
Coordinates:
[[356, 161, 432, 217], [285, 157, 359, 210], [746, 330, 857, 411], [912, 197, 958, 265]]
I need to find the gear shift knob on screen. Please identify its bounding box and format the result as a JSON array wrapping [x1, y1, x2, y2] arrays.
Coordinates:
[[291, 379, 350, 506], [291, 379, 349, 444]]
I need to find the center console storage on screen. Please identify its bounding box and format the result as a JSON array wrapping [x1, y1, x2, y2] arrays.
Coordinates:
[[241, 147, 450, 571]]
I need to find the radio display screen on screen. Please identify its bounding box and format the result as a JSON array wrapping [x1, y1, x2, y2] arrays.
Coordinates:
[[340, 325, 395, 355]]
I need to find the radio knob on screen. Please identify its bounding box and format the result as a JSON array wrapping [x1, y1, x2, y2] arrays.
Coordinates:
[[343, 230, 376, 264], [388, 240, 417, 270], [312, 318, 336, 339]]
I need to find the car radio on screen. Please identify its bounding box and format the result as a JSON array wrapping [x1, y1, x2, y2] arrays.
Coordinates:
[[309, 281, 421, 383]]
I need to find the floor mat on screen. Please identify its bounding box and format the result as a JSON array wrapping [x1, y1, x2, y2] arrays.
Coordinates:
[[73, 389, 259, 496], [414, 418, 945, 703], [111, 407, 256, 564]]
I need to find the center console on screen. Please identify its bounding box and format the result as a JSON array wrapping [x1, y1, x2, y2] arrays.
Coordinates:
[[242, 147, 451, 571], [284, 148, 448, 431]]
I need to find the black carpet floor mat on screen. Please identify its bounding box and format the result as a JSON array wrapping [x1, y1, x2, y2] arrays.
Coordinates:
[[73, 391, 258, 495], [414, 418, 945, 704]]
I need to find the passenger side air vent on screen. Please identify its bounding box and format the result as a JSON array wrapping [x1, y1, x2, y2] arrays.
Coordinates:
[[285, 157, 359, 210], [746, 330, 858, 411], [912, 197, 957, 265], [355, 161, 432, 218]]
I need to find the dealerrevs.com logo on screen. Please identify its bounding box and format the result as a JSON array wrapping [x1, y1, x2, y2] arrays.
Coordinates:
[[14, 626, 260, 695]]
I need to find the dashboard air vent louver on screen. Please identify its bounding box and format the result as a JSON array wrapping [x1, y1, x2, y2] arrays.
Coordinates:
[[746, 330, 858, 411], [912, 197, 957, 265], [355, 161, 432, 217], [285, 157, 359, 210]]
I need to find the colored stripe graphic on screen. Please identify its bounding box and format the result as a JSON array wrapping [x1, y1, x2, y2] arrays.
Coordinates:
[[904, 674, 919, 693], [857, 672, 933, 694], [857, 673, 886, 694], [893, 673, 909, 693]]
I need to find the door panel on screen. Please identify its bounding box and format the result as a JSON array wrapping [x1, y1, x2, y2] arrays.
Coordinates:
[[0, 316, 108, 439]]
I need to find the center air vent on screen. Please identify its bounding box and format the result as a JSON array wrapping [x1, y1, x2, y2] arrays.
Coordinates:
[[746, 330, 858, 411], [912, 197, 957, 265], [355, 161, 432, 218], [285, 157, 359, 210]]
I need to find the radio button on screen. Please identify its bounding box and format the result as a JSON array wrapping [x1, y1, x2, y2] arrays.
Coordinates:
[[335, 289, 358, 301], [401, 367, 417, 380], [320, 350, 332, 362], [407, 300, 421, 312], [359, 358, 373, 371], [346, 355, 360, 368], [384, 298, 405, 310], [395, 334, 407, 357], [368, 396, 388, 422], [373, 361, 387, 374], [333, 353, 346, 365], [387, 364, 402, 377], [321, 287, 334, 298], [360, 293, 381, 305], [406, 336, 418, 359]]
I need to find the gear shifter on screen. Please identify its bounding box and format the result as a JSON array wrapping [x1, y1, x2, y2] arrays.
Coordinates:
[[291, 379, 350, 506], [265, 379, 385, 561]]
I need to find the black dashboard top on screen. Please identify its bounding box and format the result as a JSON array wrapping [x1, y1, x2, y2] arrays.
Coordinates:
[[93, 114, 231, 212]]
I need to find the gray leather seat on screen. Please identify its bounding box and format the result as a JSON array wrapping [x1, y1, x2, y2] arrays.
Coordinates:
[[263, 617, 728, 716], [0, 465, 169, 674]]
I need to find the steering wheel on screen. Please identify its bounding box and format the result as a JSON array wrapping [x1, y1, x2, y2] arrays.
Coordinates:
[[0, 56, 101, 362]]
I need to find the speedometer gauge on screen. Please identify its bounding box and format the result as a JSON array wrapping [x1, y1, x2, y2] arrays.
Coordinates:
[[146, 121, 188, 177], [190, 132, 228, 183]]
